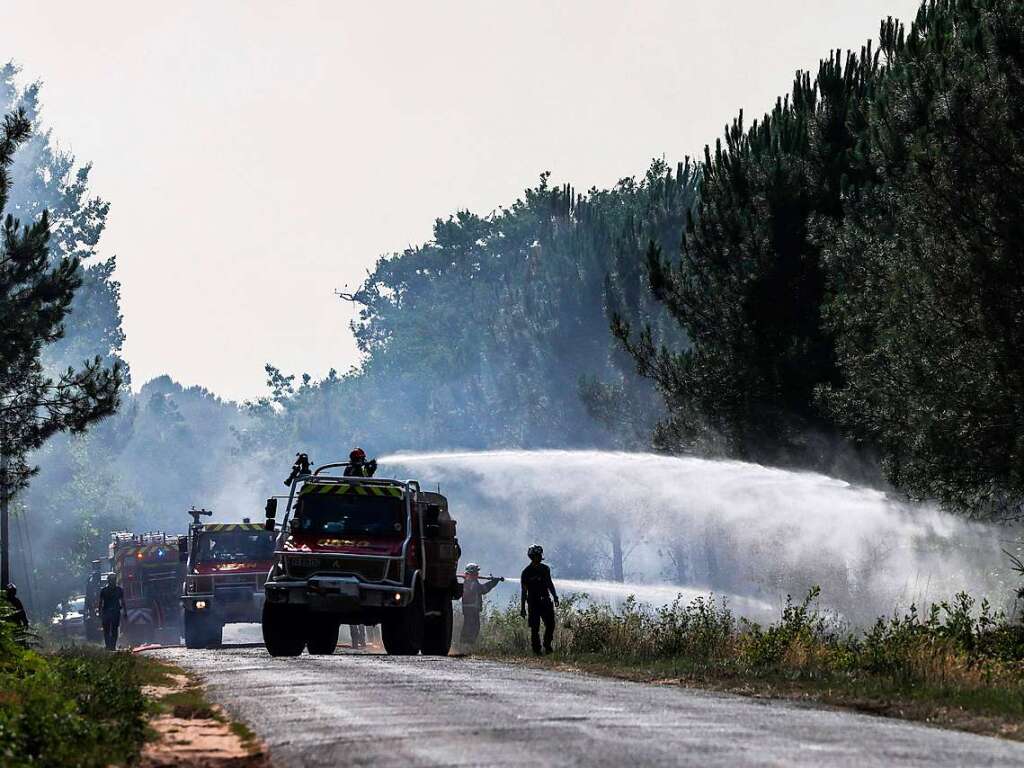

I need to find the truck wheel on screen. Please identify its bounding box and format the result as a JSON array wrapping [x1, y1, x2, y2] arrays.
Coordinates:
[[185, 613, 215, 649], [183, 613, 200, 648], [306, 615, 340, 655], [262, 602, 306, 656], [382, 586, 425, 655], [208, 621, 223, 648], [422, 596, 453, 656]]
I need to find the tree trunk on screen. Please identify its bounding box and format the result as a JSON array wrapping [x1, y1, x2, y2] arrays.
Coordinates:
[[1, 448, 8, 589], [610, 526, 624, 583]]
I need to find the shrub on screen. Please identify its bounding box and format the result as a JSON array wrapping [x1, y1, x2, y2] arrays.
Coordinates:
[[0, 616, 147, 768]]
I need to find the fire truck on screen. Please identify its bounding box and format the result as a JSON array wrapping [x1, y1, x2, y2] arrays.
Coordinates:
[[180, 510, 276, 649], [261, 458, 462, 656], [109, 531, 185, 646]]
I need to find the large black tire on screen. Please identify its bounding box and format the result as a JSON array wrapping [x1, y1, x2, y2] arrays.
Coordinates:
[[184, 612, 218, 649], [421, 595, 453, 656], [306, 615, 340, 655], [382, 586, 425, 655], [262, 601, 306, 656]]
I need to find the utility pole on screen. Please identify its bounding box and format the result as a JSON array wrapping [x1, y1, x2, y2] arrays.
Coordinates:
[[1, 446, 8, 588]]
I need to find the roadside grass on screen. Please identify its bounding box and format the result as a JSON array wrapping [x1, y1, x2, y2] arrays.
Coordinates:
[[141, 657, 266, 761], [0, 613, 149, 768], [477, 589, 1024, 739], [229, 719, 261, 752]]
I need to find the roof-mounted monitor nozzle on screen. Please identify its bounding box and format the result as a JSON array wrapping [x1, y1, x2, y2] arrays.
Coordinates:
[[188, 507, 213, 526], [285, 452, 311, 487]]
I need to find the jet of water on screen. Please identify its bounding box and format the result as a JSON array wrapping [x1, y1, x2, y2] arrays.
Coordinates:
[[384, 450, 1014, 624]]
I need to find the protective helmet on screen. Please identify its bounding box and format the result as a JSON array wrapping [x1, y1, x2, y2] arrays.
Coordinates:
[[527, 544, 543, 560], [465, 563, 480, 574], [350, 447, 366, 463], [4, 583, 15, 596]]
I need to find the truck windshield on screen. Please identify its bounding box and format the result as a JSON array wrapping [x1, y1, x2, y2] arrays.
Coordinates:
[[294, 493, 405, 536], [196, 531, 275, 563]]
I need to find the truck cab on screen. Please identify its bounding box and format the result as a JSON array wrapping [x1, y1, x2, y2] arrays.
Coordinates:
[[180, 514, 276, 648], [261, 461, 461, 656]]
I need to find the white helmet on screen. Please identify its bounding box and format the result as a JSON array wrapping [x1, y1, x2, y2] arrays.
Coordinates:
[[465, 563, 480, 574]]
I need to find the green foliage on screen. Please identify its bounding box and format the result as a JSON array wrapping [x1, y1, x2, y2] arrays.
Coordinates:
[[0, 617, 146, 768], [481, 587, 1024, 711], [612, 0, 1024, 515], [615, 52, 880, 469], [246, 162, 697, 458], [819, 0, 1024, 515], [0, 100, 122, 493]]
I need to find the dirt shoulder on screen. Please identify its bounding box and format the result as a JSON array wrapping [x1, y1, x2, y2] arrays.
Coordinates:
[[135, 655, 270, 768]]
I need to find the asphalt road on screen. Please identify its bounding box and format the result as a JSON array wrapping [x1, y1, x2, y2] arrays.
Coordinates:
[[151, 640, 1024, 768]]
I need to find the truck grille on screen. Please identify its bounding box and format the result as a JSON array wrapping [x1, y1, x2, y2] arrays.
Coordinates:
[[286, 555, 391, 582]]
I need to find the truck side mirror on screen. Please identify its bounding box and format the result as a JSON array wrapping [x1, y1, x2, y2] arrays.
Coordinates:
[[177, 536, 189, 563], [265, 498, 278, 532]]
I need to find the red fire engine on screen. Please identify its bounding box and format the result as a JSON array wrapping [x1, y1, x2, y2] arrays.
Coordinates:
[[109, 531, 185, 645]]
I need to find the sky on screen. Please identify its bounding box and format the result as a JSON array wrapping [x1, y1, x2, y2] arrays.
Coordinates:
[[0, 0, 921, 402]]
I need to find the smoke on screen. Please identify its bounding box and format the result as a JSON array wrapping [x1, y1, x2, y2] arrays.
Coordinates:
[[383, 450, 1016, 625]]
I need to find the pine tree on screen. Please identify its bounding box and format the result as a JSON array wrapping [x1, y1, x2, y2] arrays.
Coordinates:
[[614, 48, 881, 471], [820, 0, 1024, 516], [0, 108, 122, 584]]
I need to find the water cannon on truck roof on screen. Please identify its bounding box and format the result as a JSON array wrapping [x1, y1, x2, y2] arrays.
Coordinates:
[[261, 454, 462, 656]]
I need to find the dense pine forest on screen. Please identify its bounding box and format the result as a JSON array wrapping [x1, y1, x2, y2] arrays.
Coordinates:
[[4, 0, 1024, 617]]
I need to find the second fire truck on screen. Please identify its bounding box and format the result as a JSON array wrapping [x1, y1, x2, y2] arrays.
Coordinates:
[[180, 509, 276, 649], [108, 531, 185, 646]]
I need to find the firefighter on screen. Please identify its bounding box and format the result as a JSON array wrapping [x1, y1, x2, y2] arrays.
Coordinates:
[[349, 624, 366, 649], [459, 563, 502, 648], [344, 447, 377, 477], [3, 583, 28, 628], [520, 545, 558, 655], [98, 573, 126, 651]]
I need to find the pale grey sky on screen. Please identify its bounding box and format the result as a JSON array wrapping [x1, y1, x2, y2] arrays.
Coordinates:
[[1, 1, 920, 401]]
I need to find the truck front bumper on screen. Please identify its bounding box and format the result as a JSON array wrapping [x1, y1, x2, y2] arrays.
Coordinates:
[[182, 592, 265, 622], [264, 577, 412, 611]]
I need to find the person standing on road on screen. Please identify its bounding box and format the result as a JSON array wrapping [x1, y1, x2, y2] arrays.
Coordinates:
[[460, 563, 502, 648], [3, 583, 28, 628], [520, 545, 558, 655], [99, 573, 126, 650], [349, 624, 366, 648]]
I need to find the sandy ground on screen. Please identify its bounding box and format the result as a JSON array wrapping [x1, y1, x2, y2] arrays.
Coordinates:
[[150, 635, 1024, 768], [139, 651, 269, 768]]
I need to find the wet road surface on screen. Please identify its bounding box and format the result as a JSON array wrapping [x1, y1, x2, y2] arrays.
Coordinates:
[[151, 642, 1024, 767]]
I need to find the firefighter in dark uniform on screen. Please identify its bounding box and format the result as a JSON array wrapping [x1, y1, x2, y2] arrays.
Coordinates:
[[99, 573, 126, 650], [520, 545, 558, 655], [3, 583, 28, 628], [459, 563, 502, 648], [344, 447, 377, 477], [345, 447, 375, 646]]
